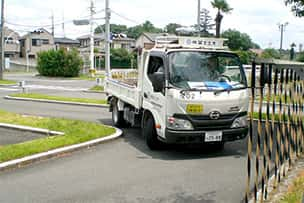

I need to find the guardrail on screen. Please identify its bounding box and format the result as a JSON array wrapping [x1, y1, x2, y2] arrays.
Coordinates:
[[245, 59, 304, 202]]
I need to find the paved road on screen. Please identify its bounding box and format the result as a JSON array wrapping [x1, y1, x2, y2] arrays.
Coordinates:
[[0, 74, 248, 203]]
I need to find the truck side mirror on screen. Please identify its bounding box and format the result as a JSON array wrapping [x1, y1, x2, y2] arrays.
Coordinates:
[[149, 72, 165, 92]]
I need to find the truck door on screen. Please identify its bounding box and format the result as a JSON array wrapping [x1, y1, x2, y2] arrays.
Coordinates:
[[142, 54, 167, 138]]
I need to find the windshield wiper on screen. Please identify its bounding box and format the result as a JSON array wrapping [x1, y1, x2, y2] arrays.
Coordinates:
[[214, 83, 247, 95], [180, 88, 211, 94]]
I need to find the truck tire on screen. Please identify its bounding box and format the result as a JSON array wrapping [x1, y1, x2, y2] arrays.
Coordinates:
[[143, 116, 163, 150], [112, 102, 125, 127]]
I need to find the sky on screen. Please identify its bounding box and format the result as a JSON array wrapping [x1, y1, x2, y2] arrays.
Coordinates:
[[5, 0, 304, 50]]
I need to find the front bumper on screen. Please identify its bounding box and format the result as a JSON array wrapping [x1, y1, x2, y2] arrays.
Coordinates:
[[162, 127, 248, 144]]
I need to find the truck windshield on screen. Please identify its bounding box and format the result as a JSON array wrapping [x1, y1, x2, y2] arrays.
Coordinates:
[[168, 51, 247, 91]]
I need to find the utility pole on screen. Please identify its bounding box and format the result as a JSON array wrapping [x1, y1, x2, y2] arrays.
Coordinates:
[[278, 22, 288, 53], [0, 0, 4, 80], [105, 0, 111, 77], [62, 11, 65, 38], [89, 0, 95, 76], [197, 0, 201, 37], [51, 13, 54, 37]]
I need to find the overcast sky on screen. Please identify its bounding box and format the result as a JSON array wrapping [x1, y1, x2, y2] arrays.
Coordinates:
[[5, 0, 304, 50]]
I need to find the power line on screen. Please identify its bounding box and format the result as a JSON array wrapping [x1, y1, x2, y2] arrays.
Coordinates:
[[5, 9, 105, 29], [110, 9, 140, 25]]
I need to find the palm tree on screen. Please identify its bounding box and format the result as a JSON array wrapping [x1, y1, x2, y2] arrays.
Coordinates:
[[211, 0, 233, 38]]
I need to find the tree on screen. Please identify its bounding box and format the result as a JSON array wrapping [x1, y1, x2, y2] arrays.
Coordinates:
[[165, 23, 182, 34], [236, 50, 257, 64], [211, 0, 233, 38], [261, 48, 281, 59], [222, 29, 258, 51], [127, 21, 162, 39], [95, 24, 128, 34], [285, 0, 304, 16], [199, 8, 215, 37]]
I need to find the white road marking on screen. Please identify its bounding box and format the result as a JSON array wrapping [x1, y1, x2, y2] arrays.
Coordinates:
[[12, 85, 88, 92], [0, 87, 19, 92]]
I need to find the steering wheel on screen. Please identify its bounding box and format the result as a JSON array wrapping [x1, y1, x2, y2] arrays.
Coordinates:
[[219, 74, 232, 82]]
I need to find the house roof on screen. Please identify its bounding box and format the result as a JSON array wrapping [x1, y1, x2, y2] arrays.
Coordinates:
[[77, 33, 105, 40], [142, 32, 176, 42], [20, 28, 53, 39], [77, 33, 135, 42], [54, 37, 80, 44]]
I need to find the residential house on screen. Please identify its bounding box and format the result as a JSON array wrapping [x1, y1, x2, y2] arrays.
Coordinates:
[[20, 28, 55, 59], [77, 33, 135, 68], [54, 37, 80, 51], [3, 27, 20, 58], [135, 32, 177, 49], [78, 33, 135, 52]]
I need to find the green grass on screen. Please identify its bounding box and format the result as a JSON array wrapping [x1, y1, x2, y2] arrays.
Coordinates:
[[10, 93, 107, 105], [280, 171, 304, 203], [0, 79, 16, 85], [0, 110, 115, 163], [89, 85, 104, 92]]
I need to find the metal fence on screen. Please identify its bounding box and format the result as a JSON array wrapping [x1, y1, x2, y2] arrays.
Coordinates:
[[245, 59, 304, 202]]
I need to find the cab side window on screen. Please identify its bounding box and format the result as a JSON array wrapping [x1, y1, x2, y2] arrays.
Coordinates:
[[147, 56, 165, 93], [147, 56, 164, 79]]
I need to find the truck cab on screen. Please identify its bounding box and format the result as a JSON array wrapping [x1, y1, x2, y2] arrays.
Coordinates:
[[105, 37, 249, 150]]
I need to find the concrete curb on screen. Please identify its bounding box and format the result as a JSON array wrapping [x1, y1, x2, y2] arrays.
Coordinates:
[[0, 127, 122, 172], [0, 123, 64, 136], [4, 96, 109, 108]]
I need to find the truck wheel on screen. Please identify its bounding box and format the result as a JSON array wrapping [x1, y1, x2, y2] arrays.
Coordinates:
[[143, 116, 163, 150], [112, 102, 125, 127]]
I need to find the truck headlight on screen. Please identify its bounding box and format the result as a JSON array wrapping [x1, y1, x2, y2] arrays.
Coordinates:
[[167, 117, 194, 130], [231, 116, 248, 128]]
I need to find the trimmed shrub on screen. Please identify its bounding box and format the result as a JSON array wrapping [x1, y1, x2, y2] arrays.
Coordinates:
[[37, 49, 83, 77], [297, 52, 304, 62]]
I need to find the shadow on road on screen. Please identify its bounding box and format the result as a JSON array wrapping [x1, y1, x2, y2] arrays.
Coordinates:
[[119, 127, 248, 161]]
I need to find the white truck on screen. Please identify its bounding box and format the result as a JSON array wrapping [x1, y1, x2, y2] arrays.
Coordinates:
[[105, 37, 249, 150]]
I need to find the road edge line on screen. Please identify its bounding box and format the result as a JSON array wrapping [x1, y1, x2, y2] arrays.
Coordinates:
[[4, 96, 109, 108], [0, 122, 64, 136]]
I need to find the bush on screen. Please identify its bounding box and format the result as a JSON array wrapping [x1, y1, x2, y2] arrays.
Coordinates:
[[98, 48, 137, 69], [37, 49, 83, 77], [236, 50, 257, 64], [261, 48, 281, 59], [297, 52, 304, 62]]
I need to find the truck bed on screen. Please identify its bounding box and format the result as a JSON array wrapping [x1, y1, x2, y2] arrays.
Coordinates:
[[105, 69, 142, 109]]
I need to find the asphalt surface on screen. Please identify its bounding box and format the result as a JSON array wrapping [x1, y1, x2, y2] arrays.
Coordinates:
[[0, 73, 249, 203], [0, 128, 45, 146]]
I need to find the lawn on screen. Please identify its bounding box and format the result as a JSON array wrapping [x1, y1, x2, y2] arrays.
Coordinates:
[[10, 93, 107, 105], [280, 170, 304, 203], [89, 85, 104, 92], [0, 110, 115, 163], [0, 79, 16, 85]]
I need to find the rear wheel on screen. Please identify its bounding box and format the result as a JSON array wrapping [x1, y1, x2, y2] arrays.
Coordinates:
[[143, 116, 163, 150], [112, 101, 125, 127]]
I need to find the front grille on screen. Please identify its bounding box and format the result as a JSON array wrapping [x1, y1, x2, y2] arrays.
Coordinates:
[[174, 112, 247, 131]]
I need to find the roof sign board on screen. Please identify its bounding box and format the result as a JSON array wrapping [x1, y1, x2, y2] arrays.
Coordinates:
[[155, 36, 228, 50]]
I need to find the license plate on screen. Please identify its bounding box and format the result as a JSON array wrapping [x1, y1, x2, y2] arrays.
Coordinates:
[[205, 131, 222, 142], [186, 104, 203, 114]]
